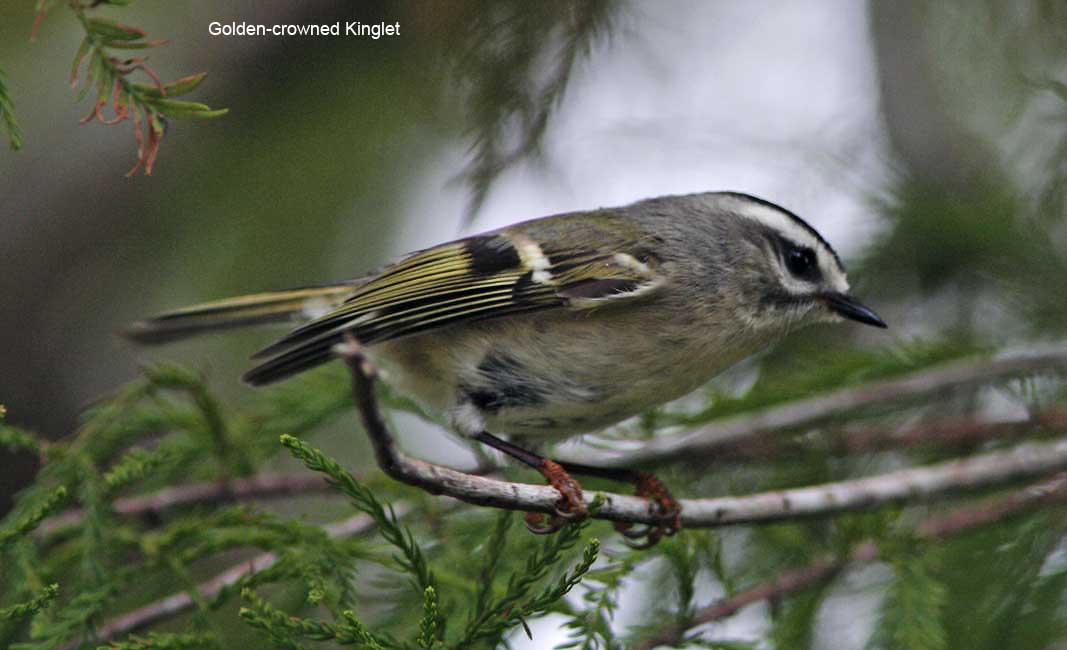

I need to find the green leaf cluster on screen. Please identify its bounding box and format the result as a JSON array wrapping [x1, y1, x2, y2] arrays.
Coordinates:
[[0, 363, 601, 649]]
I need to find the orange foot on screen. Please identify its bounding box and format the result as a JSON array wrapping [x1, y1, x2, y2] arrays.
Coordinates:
[[613, 470, 682, 548], [524, 459, 587, 534]]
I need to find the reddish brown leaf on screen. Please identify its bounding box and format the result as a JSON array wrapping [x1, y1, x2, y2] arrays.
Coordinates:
[[29, 10, 47, 43], [126, 108, 145, 177]]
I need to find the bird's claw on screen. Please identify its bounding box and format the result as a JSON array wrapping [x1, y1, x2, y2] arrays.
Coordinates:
[[523, 459, 587, 534], [524, 511, 566, 534], [612, 470, 681, 548], [540, 459, 588, 520], [613, 521, 666, 549], [635, 470, 682, 529]]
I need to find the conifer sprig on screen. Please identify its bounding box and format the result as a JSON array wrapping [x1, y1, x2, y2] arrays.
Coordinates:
[[558, 556, 635, 650], [280, 435, 439, 601], [14, 583, 119, 650], [31, 0, 227, 175], [0, 487, 69, 551], [869, 541, 948, 650], [0, 405, 43, 455], [240, 588, 388, 648], [0, 337, 1063, 649], [418, 587, 440, 650], [0, 66, 22, 150], [459, 519, 597, 646], [97, 632, 216, 650], [470, 511, 515, 622], [0, 584, 58, 623], [0, 424, 43, 455]]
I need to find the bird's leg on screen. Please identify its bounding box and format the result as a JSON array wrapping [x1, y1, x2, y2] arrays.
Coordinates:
[[473, 431, 587, 534], [553, 461, 681, 548]]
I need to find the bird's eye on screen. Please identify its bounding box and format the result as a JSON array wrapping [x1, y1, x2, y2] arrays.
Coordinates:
[[785, 245, 817, 277]]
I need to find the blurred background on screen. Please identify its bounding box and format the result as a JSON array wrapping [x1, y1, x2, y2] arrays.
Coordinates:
[[1, 1, 1066, 646]]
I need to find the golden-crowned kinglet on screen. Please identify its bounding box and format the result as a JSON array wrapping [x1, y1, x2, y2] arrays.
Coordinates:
[[129, 191, 885, 539]]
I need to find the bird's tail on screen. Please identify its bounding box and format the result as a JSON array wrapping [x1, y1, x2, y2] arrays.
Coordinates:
[[125, 283, 358, 344]]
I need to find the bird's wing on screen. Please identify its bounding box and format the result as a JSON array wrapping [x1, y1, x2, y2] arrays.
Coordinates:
[[243, 221, 664, 385]]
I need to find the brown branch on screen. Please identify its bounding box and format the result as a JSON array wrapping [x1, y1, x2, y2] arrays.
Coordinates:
[[334, 339, 1067, 527], [82, 509, 402, 646], [636, 472, 1067, 649], [692, 407, 1067, 466], [573, 345, 1067, 468], [37, 473, 331, 538]]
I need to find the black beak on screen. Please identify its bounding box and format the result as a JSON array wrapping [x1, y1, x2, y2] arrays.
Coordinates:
[[823, 293, 887, 328]]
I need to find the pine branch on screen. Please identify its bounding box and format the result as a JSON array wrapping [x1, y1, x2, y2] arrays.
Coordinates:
[[0, 65, 23, 150], [0, 486, 69, 550], [451, 0, 619, 222], [20, 583, 120, 650], [239, 588, 388, 648], [458, 520, 592, 646], [280, 436, 440, 606], [142, 365, 251, 475], [101, 446, 171, 494], [0, 405, 43, 454], [37, 474, 332, 539], [680, 406, 1067, 466], [97, 631, 213, 644], [19, 344, 1064, 647], [520, 539, 599, 620], [97, 632, 215, 650], [470, 511, 515, 622], [868, 544, 947, 650], [634, 472, 1067, 649], [31, 0, 227, 175], [0, 584, 58, 622], [575, 345, 1067, 468], [417, 587, 440, 650], [558, 558, 632, 650], [78, 511, 390, 646], [329, 337, 1067, 528]]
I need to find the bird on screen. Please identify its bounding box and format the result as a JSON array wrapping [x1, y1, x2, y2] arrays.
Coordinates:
[[128, 191, 886, 543]]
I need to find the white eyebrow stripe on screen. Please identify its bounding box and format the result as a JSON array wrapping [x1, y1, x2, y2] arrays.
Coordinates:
[[719, 193, 844, 271], [735, 201, 823, 250], [723, 194, 851, 293]]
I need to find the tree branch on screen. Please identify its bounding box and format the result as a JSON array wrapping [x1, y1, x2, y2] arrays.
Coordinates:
[[572, 345, 1067, 468], [37, 473, 331, 539], [687, 407, 1067, 466], [636, 472, 1067, 650], [334, 339, 1067, 527], [82, 509, 400, 646]]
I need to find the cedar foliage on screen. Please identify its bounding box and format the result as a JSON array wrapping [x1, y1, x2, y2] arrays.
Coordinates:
[[29, 0, 227, 175], [1, 343, 1065, 649]]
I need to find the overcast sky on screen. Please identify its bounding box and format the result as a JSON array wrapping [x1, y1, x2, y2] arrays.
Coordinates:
[[390, 0, 888, 274]]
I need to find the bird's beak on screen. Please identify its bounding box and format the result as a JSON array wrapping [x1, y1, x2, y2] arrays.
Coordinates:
[[822, 293, 887, 328]]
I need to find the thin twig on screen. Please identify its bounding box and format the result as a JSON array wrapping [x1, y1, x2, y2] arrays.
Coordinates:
[[572, 345, 1067, 468], [83, 510, 398, 646], [37, 473, 331, 539], [636, 472, 1067, 650], [687, 407, 1067, 466], [334, 339, 1067, 527]]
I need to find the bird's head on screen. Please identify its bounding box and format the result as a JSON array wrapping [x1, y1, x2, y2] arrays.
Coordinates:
[[713, 192, 886, 333]]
